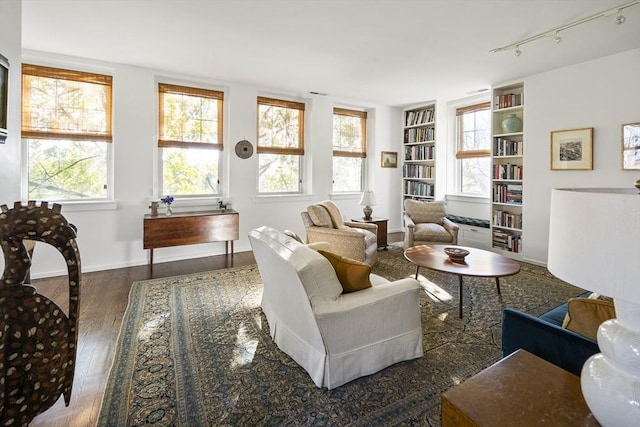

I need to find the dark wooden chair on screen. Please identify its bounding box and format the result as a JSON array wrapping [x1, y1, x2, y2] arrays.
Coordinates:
[[0, 201, 81, 425]]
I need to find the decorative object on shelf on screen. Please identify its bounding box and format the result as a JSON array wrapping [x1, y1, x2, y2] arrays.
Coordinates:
[[501, 114, 522, 133], [548, 188, 640, 427], [149, 201, 159, 216], [235, 139, 254, 159], [550, 127, 593, 170], [359, 190, 377, 220], [444, 247, 469, 263], [160, 195, 174, 216], [635, 178, 640, 192], [381, 151, 398, 168], [622, 122, 640, 170]]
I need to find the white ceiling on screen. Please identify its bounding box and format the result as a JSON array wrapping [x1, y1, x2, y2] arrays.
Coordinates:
[[21, 0, 640, 106]]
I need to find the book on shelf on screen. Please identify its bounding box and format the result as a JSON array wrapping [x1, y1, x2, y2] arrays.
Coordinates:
[[493, 138, 523, 156], [493, 183, 523, 204], [404, 127, 435, 143], [404, 180, 434, 197], [493, 163, 523, 180], [405, 108, 435, 126], [495, 93, 523, 109], [492, 230, 521, 253], [403, 164, 434, 179], [404, 145, 435, 161]]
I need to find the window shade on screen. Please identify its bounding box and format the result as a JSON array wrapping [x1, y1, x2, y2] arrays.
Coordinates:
[[22, 64, 113, 142], [333, 107, 367, 158], [455, 102, 491, 159], [257, 96, 305, 155], [158, 83, 224, 149]]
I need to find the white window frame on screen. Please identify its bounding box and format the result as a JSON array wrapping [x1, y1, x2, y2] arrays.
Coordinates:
[[256, 96, 306, 195], [332, 107, 367, 193], [21, 62, 114, 204], [157, 82, 224, 199]]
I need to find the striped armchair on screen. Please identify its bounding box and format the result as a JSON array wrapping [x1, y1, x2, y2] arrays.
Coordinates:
[[301, 200, 378, 266]]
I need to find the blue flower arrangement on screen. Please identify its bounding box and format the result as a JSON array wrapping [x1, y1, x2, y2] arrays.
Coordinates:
[[160, 195, 174, 216]]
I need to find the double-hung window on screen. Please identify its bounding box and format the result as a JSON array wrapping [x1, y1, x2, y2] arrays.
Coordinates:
[[22, 64, 112, 201], [455, 102, 491, 195], [158, 83, 223, 197], [332, 108, 366, 192], [257, 96, 305, 194]]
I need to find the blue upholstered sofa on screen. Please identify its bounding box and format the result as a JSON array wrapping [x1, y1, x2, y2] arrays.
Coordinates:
[[501, 294, 600, 376]]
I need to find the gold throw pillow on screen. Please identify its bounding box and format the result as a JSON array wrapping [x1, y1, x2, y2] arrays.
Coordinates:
[[318, 250, 372, 293], [561, 297, 616, 341]]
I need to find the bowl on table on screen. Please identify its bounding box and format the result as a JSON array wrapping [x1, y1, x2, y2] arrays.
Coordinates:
[[444, 247, 469, 263]]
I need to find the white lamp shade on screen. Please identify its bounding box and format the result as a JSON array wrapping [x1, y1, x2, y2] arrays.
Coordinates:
[[547, 188, 640, 304], [359, 191, 377, 207]]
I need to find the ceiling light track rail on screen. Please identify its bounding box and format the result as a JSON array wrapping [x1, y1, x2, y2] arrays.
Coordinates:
[[490, 0, 639, 55]]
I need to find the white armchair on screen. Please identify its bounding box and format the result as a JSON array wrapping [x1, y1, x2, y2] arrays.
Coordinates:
[[248, 226, 423, 389]]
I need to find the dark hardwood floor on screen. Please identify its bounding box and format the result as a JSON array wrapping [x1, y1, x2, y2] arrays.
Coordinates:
[[28, 233, 402, 426]]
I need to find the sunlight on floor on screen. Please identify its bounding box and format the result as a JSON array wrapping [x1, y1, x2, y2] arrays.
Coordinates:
[[232, 324, 257, 368], [416, 274, 452, 303], [138, 313, 170, 341]]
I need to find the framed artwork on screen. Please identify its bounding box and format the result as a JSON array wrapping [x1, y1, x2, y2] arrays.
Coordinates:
[[550, 127, 593, 170], [381, 151, 398, 168], [622, 122, 640, 170]]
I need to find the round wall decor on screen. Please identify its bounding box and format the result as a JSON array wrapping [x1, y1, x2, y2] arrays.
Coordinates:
[[235, 140, 254, 159]]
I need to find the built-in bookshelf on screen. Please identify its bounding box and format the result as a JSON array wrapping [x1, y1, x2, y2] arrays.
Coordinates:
[[491, 83, 524, 257], [403, 103, 436, 203]]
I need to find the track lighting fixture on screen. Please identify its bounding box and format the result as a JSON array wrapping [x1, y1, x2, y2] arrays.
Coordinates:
[[490, 0, 638, 55]]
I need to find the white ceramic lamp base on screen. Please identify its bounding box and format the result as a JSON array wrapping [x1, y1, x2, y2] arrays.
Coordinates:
[[581, 300, 640, 427]]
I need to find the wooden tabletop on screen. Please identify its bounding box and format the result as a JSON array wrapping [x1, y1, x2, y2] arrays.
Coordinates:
[[442, 349, 600, 426], [404, 244, 520, 278]]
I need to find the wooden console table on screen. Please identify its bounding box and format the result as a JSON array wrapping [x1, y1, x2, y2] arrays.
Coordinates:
[[143, 209, 239, 265], [441, 349, 600, 426]]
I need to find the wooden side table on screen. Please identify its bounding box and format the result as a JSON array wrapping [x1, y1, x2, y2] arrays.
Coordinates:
[[351, 217, 388, 249], [441, 349, 600, 426], [143, 209, 239, 265]]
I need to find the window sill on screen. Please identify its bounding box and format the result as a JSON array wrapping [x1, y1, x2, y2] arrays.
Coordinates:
[[53, 201, 118, 212], [253, 194, 314, 203], [445, 194, 490, 204]]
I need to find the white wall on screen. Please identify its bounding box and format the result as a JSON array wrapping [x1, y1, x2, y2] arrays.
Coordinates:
[[1, 2, 638, 276], [523, 48, 640, 264], [0, 47, 400, 278]]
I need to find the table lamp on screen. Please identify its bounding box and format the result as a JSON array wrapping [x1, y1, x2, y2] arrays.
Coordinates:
[[359, 190, 377, 220], [547, 188, 640, 427]]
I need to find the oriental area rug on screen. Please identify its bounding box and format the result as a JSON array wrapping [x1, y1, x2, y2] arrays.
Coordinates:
[[98, 246, 583, 426]]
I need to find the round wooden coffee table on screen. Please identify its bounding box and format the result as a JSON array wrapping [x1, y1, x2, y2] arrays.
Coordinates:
[[404, 245, 521, 318]]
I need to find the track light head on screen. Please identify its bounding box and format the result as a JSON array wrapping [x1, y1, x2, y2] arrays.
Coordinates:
[[553, 31, 562, 44], [514, 46, 522, 56], [615, 10, 626, 24]]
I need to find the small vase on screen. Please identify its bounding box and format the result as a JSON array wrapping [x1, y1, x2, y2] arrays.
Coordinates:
[[501, 114, 522, 133], [165, 204, 173, 216]]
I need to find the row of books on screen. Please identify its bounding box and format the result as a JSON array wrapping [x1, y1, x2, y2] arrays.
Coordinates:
[[495, 93, 523, 109], [404, 145, 435, 161], [492, 230, 522, 253], [493, 138, 523, 156], [404, 108, 435, 126], [404, 181, 434, 197], [493, 164, 523, 180], [403, 164, 434, 179], [493, 210, 522, 229], [493, 183, 523, 204], [404, 127, 435, 144]]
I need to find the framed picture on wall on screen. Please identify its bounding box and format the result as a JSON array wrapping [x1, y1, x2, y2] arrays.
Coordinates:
[[622, 122, 640, 170], [550, 127, 593, 170], [381, 151, 397, 168]]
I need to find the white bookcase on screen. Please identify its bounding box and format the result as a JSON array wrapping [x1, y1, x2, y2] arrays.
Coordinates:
[[491, 82, 524, 257], [402, 103, 436, 204]]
